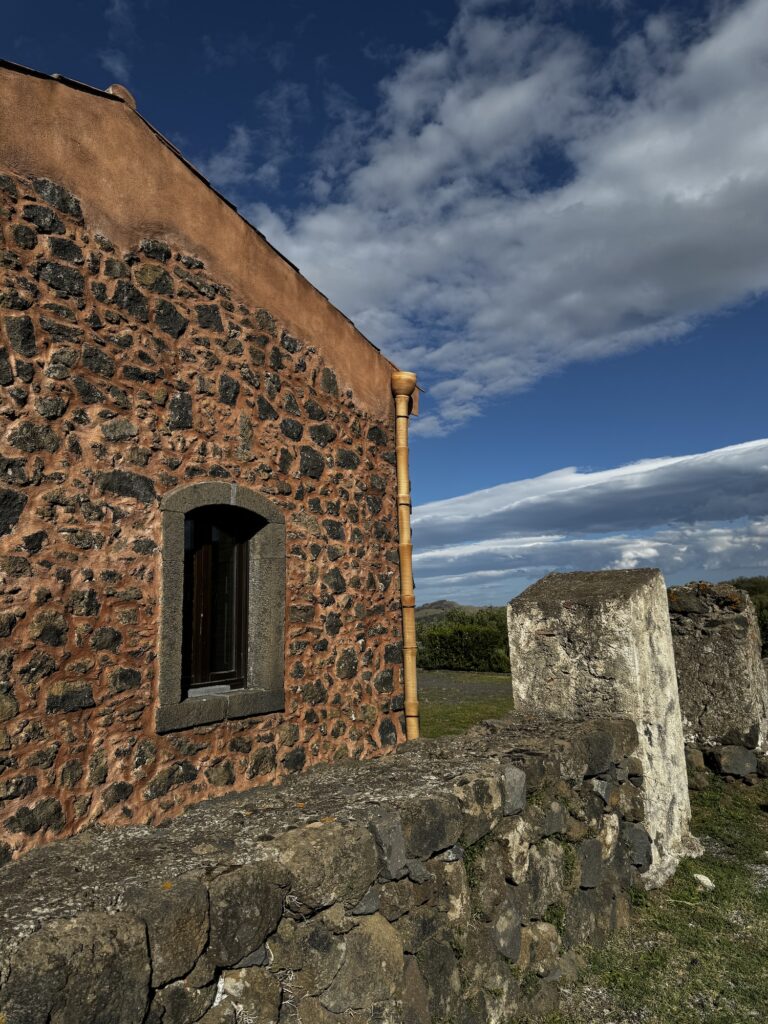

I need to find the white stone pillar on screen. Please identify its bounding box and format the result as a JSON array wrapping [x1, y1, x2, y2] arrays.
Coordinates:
[[507, 568, 695, 887]]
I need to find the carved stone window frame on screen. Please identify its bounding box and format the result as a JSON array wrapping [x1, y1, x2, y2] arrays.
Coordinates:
[[157, 482, 285, 733]]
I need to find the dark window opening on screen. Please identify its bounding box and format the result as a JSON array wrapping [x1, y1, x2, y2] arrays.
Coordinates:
[[181, 504, 262, 697]]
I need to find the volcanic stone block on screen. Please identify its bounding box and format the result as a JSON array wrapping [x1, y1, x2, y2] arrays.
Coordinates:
[[704, 744, 758, 777], [208, 864, 285, 967], [507, 568, 692, 887], [124, 877, 209, 987], [668, 582, 768, 748], [0, 912, 150, 1024]]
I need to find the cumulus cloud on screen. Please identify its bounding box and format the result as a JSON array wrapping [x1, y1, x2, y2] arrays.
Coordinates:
[[411, 439, 768, 603], [197, 83, 309, 191], [245, 0, 768, 434]]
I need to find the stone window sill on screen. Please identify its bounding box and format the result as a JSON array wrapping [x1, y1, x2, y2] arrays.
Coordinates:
[[156, 689, 285, 734]]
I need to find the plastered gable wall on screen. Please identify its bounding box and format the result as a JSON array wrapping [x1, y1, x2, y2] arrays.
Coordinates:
[[0, 157, 405, 860]]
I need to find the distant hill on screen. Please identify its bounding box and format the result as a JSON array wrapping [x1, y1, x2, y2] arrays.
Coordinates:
[[415, 600, 465, 623]]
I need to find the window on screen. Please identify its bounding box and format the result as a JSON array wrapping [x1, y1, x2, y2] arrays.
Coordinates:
[[182, 505, 256, 696], [157, 483, 285, 733]]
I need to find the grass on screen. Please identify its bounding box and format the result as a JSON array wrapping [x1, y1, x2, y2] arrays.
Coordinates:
[[417, 667, 514, 739], [421, 673, 768, 1022], [543, 778, 768, 1024]]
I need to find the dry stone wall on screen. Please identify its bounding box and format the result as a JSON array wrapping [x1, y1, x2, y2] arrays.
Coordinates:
[[0, 715, 648, 1024], [668, 581, 768, 751], [0, 169, 404, 862]]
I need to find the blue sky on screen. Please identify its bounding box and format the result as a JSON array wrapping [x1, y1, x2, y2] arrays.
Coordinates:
[[6, 0, 768, 603]]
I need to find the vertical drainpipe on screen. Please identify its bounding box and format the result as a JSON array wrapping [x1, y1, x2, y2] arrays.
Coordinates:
[[391, 371, 420, 741]]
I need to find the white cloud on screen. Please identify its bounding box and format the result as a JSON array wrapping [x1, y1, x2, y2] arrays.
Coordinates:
[[197, 83, 309, 192], [411, 439, 768, 603], [99, 49, 131, 84], [105, 0, 133, 36], [100, 0, 134, 83], [244, 0, 768, 434]]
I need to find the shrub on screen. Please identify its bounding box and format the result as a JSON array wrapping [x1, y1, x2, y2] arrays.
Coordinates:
[[416, 606, 510, 673]]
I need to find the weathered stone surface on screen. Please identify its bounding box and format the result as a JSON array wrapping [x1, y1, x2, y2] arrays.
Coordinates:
[[5, 313, 36, 356], [0, 688, 19, 721], [33, 177, 83, 218], [82, 342, 116, 377], [219, 967, 281, 1023], [113, 279, 149, 320], [508, 568, 691, 887], [0, 486, 27, 537], [418, 936, 462, 1021], [491, 891, 522, 960], [669, 582, 768, 748], [300, 444, 325, 478], [23, 204, 64, 233], [453, 772, 504, 845], [402, 955, 431, 1024], [135, 264, 173, 294], [39, 260, 84, 296], [109, 667, 141, 693], [9, 420, 60, 453], [96, 469, 157, 503], [48, 237, 83, 263], [144, 761, 197, 799], [704, 744, 758, 777], [102, 416, 139, 441], [155, 299, 188, 337], [502, 764, 527, 816], [320, 914, 403, 1012], [102, 782, 133, 808], [150, 976, 216, 1024], [168, 392, 193, 429], [0, 912, 150, 1024], [528, 839, 565, 918], [208, 864, 285, 966], [6, 798, 64, 836], [518, 921, 561, 977], [368, 808, 408, 880], [270, 821, 378, 911], [622, 822, 653, 871], [400, 793, 463, 859], [46, 679, 96, 713], [268, 911, 347, 997], [140, 239, 172, 262], [124, 877, 209, 987]]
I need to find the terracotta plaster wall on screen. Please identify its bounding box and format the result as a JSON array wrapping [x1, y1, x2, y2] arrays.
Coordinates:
[[0, 63, 402, 421], [0, 165, 405, 862]]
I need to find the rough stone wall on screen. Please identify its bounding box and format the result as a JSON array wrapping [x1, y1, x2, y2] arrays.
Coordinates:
[[668, 581, 768, 749], [0, 169, 404, 862], [507, 568, 693, 887], [0, 715, 647, 1024]]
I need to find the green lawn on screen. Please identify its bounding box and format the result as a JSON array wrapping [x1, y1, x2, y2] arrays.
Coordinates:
[[542, 777, 768, 1024], [420, 673, 768, 1023], [417, 667, 514, 738]]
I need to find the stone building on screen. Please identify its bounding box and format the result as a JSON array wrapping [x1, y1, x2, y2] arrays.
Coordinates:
[[0, 61, 416, 861]]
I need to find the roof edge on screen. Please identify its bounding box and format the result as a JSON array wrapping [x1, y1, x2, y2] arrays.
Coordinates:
[[0, 58, 410, 379]]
